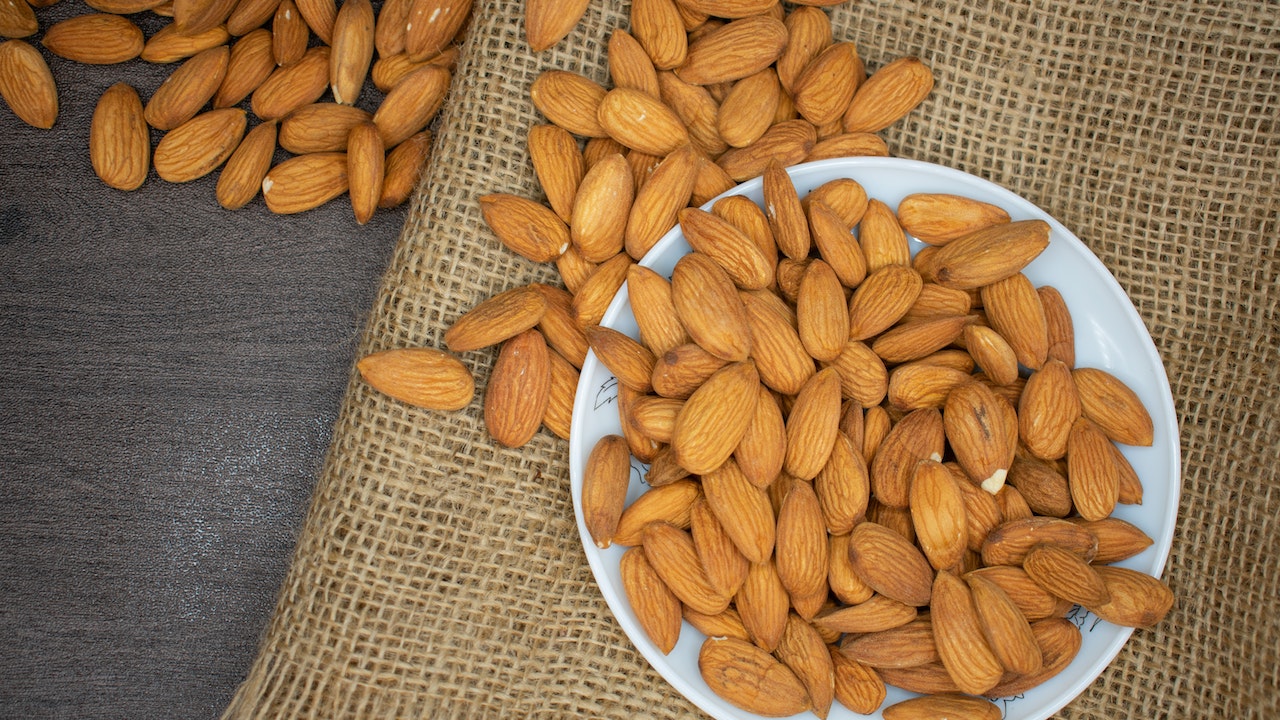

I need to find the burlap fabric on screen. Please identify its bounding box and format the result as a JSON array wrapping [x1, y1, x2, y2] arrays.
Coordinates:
[[223, 1, 1280, 717]]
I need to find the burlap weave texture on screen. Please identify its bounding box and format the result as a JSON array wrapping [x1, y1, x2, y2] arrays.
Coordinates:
[[224, 1, 1280, 718]]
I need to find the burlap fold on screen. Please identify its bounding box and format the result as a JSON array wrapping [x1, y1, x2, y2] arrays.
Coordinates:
[[224, 1, 1280, 717]]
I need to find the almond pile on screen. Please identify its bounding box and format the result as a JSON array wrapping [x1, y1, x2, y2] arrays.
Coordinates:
[[0, 0, 470, 222]]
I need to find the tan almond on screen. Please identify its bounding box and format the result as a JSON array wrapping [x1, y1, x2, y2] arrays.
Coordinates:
[[1006, 453, 1074, 518], [379, 130, 433, 208], [871, 314, 970, 366], [713, 194, 777, 266], [1072, 367, 1154, 446], [869, 407, 945, 509], [530, 69, 609, 137], [805, 131, 889, 162], [607, 28, 660, 97], [792, 41, 859, 127], [346, 121, 383, 224], [1023, 543, 1111, 607], [145, 45, 230, 131], [775, 613, 835, 718], [43, 13, 143, 64], [859, 198, 912, 271], [910, 459, 969, 571], [476, 193, 569, 263], [690, 498, 749, 600], [650, 342, 727, 399], [1088, 566, 1174, 628], [930, 569, 1003, 695], [883, 694, 1001, 720], [587, 325, 656, 394], [620, 547, 682, 654], [528, 124, 584, 224], [676, 14, 788, 85], [643, 521, 730, 615], [225, 0, 280, 36], [596, 87, 690, 156], [783, 367, 842, 480], [1018, 358, 1082, 460], [329, 0, 374, 105], [763, 159, 811, 260], [919, 219, 1051, 289], [671, 360, 760, 475], [626, 145, 698, 260], [215, 118, 277, 209], [739, 289, 816, 396], [842, 56, 933, 133], [944, 380, 1017, 492], [372, 63, 451, 147], [702, 457, 775, 564], [848, 521, 934, 607], [982, 272, 1049, 370], [374, 0, 411, 56], [0, 0, 37, 38], [261, 151, 348, 213], [0, 40, 56, 129], [774, 482, 829, 618], [963, 324, 1020, 386], [980, 516, 1098, 567], [403, 0, 468, 60], [154, 108, 247, 183], [775, 5, 831, 92], [828, 531, 874, 605], [484, 329, 551, 448], [213, 28, 274, 108], [898, 193, 1011, 245], [290, 0, 334, 42], [1066, 416, 1121, 521], [671, 252, 753, 362], [797, 260, 848, 362], [988, 618, 1082, 697], [716, 118, 816, 181], [733, 384, 785, 489], [680, 207, 773, 289], [371, 47, 455, 91], [814, 432, 869, 535], [824, 340, 888, 409], [278, 102, 372, 154], [828, 647, 885, 715], [902, 281, 976, 321], [613, 478, 701, 546], [1066, 517, 1153, 565], [813, 593, 917, 635], [683, 606, 751, 644], [847, 264, 924, 340], [656, 70, 725, 158], [542, 348, 578, 441], [625, 265, 688, 358], [886, 360, 971, 413], [807, 200, 866, 287], [570, 153, 633, 262], [1039, 285, 1076, 367], [174, 0, 237, 35], [525, 0, 587, 52], [355, 347, 474, 411], [840, 615, 937, 669], [89, 83, 148, 191], [735, 558, 789, 651], [444, 285, 547, 353], [272, 0, 307, 66], [582, 434, 632, 549], [716, 67, 780, 149], [698, 637, 810, 717], [630, 0, 686, 70], [967, 571, 1043, 675], [252, 46, 331, 120], [141, 23, 230, 63]]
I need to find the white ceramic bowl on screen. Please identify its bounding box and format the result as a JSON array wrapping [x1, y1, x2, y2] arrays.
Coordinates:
[[568, 156, 1180, 720]]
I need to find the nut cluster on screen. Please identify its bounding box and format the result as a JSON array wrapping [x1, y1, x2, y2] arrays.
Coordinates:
[[0, 0, 470, 221]]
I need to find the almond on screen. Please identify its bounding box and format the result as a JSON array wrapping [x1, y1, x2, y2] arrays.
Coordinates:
[[775, 5, 831, 92], [847, 264, 924, 340], [829, 646, 886, 715], [89, 82, 149, 191], [154, 107, 247, 183], [671, 252, 753, 362], [272, 0, 308, 66], [643, 521, 730, 615], [883, 694, 1001, 720], [965, 565, 1073, 622], [887, 362, 971, 412], [0, 0, 37, 38], [656, 70, 726, 158], [813, 593, 917, 635], [581, 434, 632, 549], [805, 131, 889, 162], [1022, 543, 1110, 607], [828, 531, 874, 605], [476, 193, 570, 263], [929, 569, 1003, 695], [329, 0, 374, 105], [372, 63, 451, 146], [1072, 367, 1154, 446], [1066, 416, 1121, 521], [676, 14, 788, 86], [982, 272, 1049, 370], [966, 571, 1043, 675], [763, 159, 811, 260], [346, 120, 383, 224], [808, 203, 866, 289], [355, 347, 474, 411], [1006, 453, 1073, 518], [918, 219, 1051, 290], [797, 260, 848, 362], [842, 56, 933, 133], [613, 478, 701, 546], [596, 87, 690, 156], [740, 289, 816, 396], [1066, 517, 1154, 565], [484, 328, 551, 448], [963, 324, 1020, 386], [951, 463, 1002, 551], [715, 67, 780, 148], [375, 0, 411, 55], [1039, 285, 1076, 367], [775, 613, 835, 719], [988, 617, 1081, 697], [683, 605, 752, 644], [141, 23, 230, 64], [1018, 359, 1082, 460], [824, 340, 888, 409], [587, 325, 656, 394], [629, 0, 686, 70], [897, 193, 1011, 245], [783, 367, 842, 480], [698, 637, 810, 717], [225, 0, 280, 35], [980, 516, 1098, 567], [840, 615, 938, 668], [444, 284, 547, 353], [569, 153, 633, 262], [0, 40, 56, 129], [702, 457, 775, 564], [792, 41, 859, 127], [716, 118, 816, 181], [215, 117, 276, 209], [524, 0, 588, 52], [1088, 566, 1174, 628], [910, 459, 969, 571], [542, 348, 578, 441], [252, 46, 331, 120], [650, 342, 728, 399], [278, 102, 373, 153], [690, 498, 749, 599], [530, 69, 609, 137], [814, 432, 869, 535], [145, 45, 230, 131], [734, 384, 786, 489], [403, 0, 468, 60], [43, 14, 144, 64], [625, 144, 698, 260], [735, 558, 789, 651], [213, 28, 275, 108], [869, 407, 945, 509], [370, 46, 457, 91], [944, 380, 1017, 492], [173, 0, 237, 35], [621, 266, 685, 359], [261, 151, 348, 213], [528, 124, 584, 224], [848, 521, 934, 607], [620, 547, 682, 654], [775, 482, 829, 618], [379, 129, 433, 208]]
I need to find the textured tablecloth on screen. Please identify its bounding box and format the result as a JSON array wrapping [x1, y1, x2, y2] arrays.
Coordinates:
[[5, 1, 1280, 718]]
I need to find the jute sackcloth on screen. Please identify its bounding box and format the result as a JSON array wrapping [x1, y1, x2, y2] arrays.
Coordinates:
[[223, 1, 1280, 717]]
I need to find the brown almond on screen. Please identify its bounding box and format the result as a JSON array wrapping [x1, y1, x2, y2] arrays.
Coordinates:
[[278, 102, 372, 154], [813, 593, 917, 635], [525, 0, 587, 52], [596, 87, 690, 156], [869, 407, 945, 509], [346, 121, 383, 224], [1066, 517, 1154, 565], [671, 362, 760, 475], [0, 40, 56, 129], [329, 0, 374, 105], [476, 193, 570, 263], [261, 151, 347, 213], [587, 325, 656, 394], [988, 618, 1082, 697], [671, 252, 753, 362], [690, 498, 749, 599], [542, 348, 578, 440], [848, 521, 934, 607], [735, 558, 789, 651], [847, 264, 924, 340], [643, 522, 730, 616], [582, 434, 632, 549], [374, 0, 411, 55], [625, 266, 688, 358], [763, 159, 811, 260], [775, 5, 831, 92], [215, 118, 276, 209], [626, 144, 698, 260], [953, 464, 1002, 551], [824, 340, 888, 409], [656, 70, 725, 158], [225, 0, 280, 36], [252, 46, 331, 120], [963, 324, 1020, 386], [1006, 453, 1074, 518], [355, 347, 474, 411], [620, 547, 682, 654], [676, 14, 788, 85], [774, 482, 829, 618], [740, 289, 816, 396], [1072, 367, 1155, 446], [910, 459, 969, 571], [808, 200, 866, 287], [702, 457, 775, 564], [630, 0, 686, 70], [828, 531, 874, 605], [829, 646, 886, 715], [528, 124, 584, 224], [1066, 417, 1121, 522], [966, 565, 1073, 622], [272, 0, 307, 66], [930, 570, 1004, 695], [982, 272, 1049, 370], [980, 516, 1099, 567], [484, 329, 551, 448], [1039, 285, 1076, 367], [887, 361, 971, 412], [898, 193, 1011, 245], [814, 432, 869, 535], [530, 69, 609, 138], [444, 285, 547, 353], [43, 14, 143, 64], [146, 45, 230, 131], [716, 118, 816, 181], [174, 0, 237, 35], [613, 479, 701, 546], [967, 571, 1043, 675], [213, 28, 274, 108], [379, 129, 433, 209], [872, 314, 970, 365], [840, 615, 937, 669], [944, 380, 1017, 492], [715, 67, 780, 149], [1023, 543, 1111, 607], [842, 56, 933, 133], [372, 63, 451, 147], [0, 0, 37, 38], [650, 342, 728, 399], [919, 219, 1051, 290], [859, 198, 912, 271], [783, 367, 842, 480], [370, 46, 457, 91], [1019, 359, 1082, 460], [734, 384, 786, 489], [797, 260, 848, 362], [805, 131, 889, 162], [141, 23, 229, 64], [775, 613, 835, 718], [683, 606, 751, 644], [883, 694, 1001, 720], [792, 41, 859, 127], [154, 108, 247, 183], [698, 637, 810, 717], [403, 0, 468, 61], [1088, 566, 1174, 628], [569, 153, 633, 262], [89, 83, 148, 190]]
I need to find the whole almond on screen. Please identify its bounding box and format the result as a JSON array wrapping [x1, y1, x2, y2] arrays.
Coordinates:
[[145, 45, 230, 131], [173, 0, 237, 35], [679, 207, 773, 289], [813, 594, 916, 634], [690, 498, 750, 599], [1019, 359, 1082, 460], [847, 264, 924, 340], [965, 565, 1073, 621], [0, 0, 37, 38], [261, 152, 349, 213], [1023, 543, 1111, 607], [792, 42, 859, 126], [346, 120, 383, 224], [776, 5, 832, 93], [869, 407, 945, 509], [698, 637, 810, 717], [581, 434, 632, 549], [252, 46, 331, 120], [784, 367, 842, 480], [215, 118, 277, 209], [979, 516, 1099, 567], [887, 362, 971, 412], [292, 0, 334, 42], [570, 153, 633, 262], [642, 521, 730, 615], [842, 56, 933, 133], [372, 63, 451, 146], [859, 198, 912, 271], [897, 192, 1011, 245], [735, 558, 789, 651], [805, 131, 890, 162], [1066, 417, 1121, 522], [671, 252, 753, 362], [829, 646, 886, 714], [596, 87, 690, 156], [702, 457, 775, 564], [613, 478, 701, 546], [89, 83, 149, 191], [379, 129, 433, 208], [734, 384, 786, 489], [805, 176, 870, 228], [626, 145, 698, 260], [966, 571, 1043, 675], [797, 260, 848, 362], [525, 0, 587, 52], [918, 219, 1050, 290], [944, 380, 1017, 492], [848, 521, 934, 607], [587, 325, 656, 394], [828, 532, 875, 605], [883, 694, 1001, 720], [528, 124, 584, 223], [444, 285, 547, 353], [485, 328, 551, 448], [672, 361, 759, 475], [154, 107, 247, 183], [824, 339, 888, 409], [571, 253, 633, 329], [1039, 284, 1076, 367], [763, 159, 811, 260], [225, 0, 280, 35], [676, 14, 788, 86], [930, 570, 1003, 695], [476, 193, 570, 263], [988, 618, 1082, 697], [278, 102, 372, 153], [910, 459, 968, 571], [982, 272, 1049, 370], [542, 347, 579, 440], [0, 40, 56, 129], [656, 70, 725, 158], [329, 0, 374, 105], [807, 200, 866, 287], [355, 347, 474, 411], [775, 482, 829, 618], [1088, 566, 1174, 628], [623, 266, 686, 358], [620, 547, 682, 654], [717, 118, 816, 181], [1066, 516, 1153, 564], [43, 14, 144, 64], [683, 606, 752, 644], [401, 0, 468, 59], [840, 615, 937, 668], [272, 0, 308, 66], [141, 23, 230, 63], [374, 0, 412, 57], [1072, 367, 1154, 446], [814, 432, 869, 535], [716, 67, 780, 148], [213, 28, 275, 108], [629, 0, 686, 70], [529, 70, 609, 137], [775, 613, 835, 718], [963, 324, 1020, 386], [1006, 453, 1074, 518]]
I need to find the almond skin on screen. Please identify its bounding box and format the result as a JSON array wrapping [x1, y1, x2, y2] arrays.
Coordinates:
[[525, 0, 588, 52], [716, 67, 781, 149], [1022, 542, 1111, 607], [356, 347, 474, 411], [444, 285, 547, 353], [0, 0, 38, 38], [261, 152, 349, 214], [1019, 359, 1083, 461], [252, 46, 332, 120], [698, 637, 810, 717], [581, 434, 632, 549], [89, 83, 149, 191], [980, 516, 1099, 567], [329, 0, 374, 105], [145, 45, 230, 131], [982, 272, 1050, 370], [43, 14, 144, 64], [484, 328, 551, 448], [379, 130, 433, 209], [215, 118, 277, 209], [346, 120, 384, 225], [597, 87, 690, 156], [626, 145, 698, 260], [842, 56, 934, 133], [702, 458, 775, 564], [0, 40, 57, 129], [792, 42, 860, 127], [620, 547, 682, 654], [476, 193, 570, 263], [919, 219, 1051, 290], [676, 14, 788, 86], [910, 459, 969, 571], [848, 521, 934, 607], [783, 367, 843, 480], [154, 108, 247, 183], [672, 362, 760, 476], [213, 28, 275, 109]]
